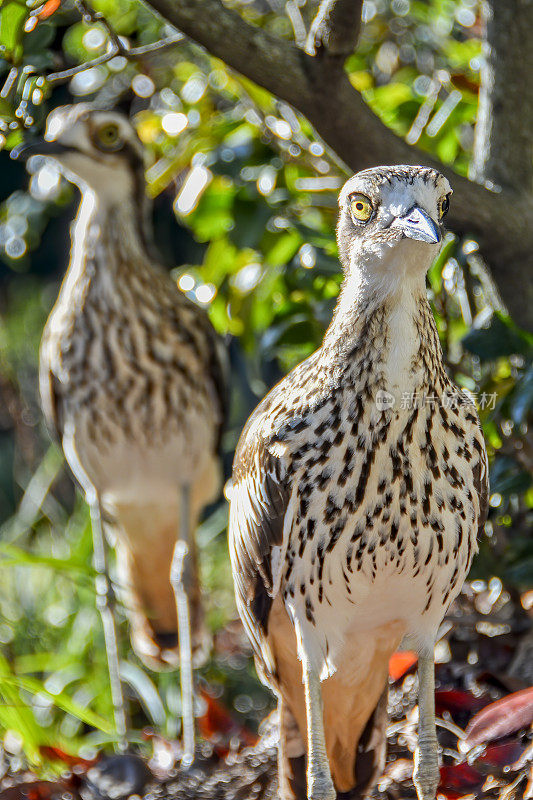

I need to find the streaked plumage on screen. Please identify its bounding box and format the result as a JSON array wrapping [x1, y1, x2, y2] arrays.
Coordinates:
[[35, 105, 225, 668], [229, 166, 488, 800]]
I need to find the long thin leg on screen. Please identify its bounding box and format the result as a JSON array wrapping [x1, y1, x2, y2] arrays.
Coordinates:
[[413, 648, 440, 800], [89, 496, 127, 749], [170, 485, 195, 767], [295, 623, 336, 800], [278, 696, 307, 800]]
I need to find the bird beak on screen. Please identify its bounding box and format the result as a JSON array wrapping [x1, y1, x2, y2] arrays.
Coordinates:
[[10, 138, 70, 162], [390, 206, 441, 244]]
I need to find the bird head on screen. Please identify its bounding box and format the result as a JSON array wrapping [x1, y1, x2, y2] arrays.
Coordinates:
[[15, 104, 145, 205], [337, 165, 452, 282]]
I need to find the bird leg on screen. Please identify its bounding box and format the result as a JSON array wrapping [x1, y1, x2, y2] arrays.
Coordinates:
[[296, 627, 336, 800], [413, 648, 440, 800], [88, 496, 128, 749], [170, 484, 195, 767], [278, 696, 307, 800]]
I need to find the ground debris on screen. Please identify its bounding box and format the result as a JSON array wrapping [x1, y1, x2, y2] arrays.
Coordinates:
[[1, 583, 532, 800]]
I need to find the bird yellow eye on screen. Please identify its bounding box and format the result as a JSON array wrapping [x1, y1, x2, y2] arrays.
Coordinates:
[[96, 123, 121, 150], [438, 194, 450, 219], [349, 194, 373, 223]]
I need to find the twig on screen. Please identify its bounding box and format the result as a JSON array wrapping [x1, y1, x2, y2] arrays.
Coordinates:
[[285, 0, 307, 48], [74, 0, 125, 54], [0, 67, 19, 99], [171, 539, 195, 767], [388, 716, 466, 741], [44, 0, 183, 85], [46, 33, 183, 85]]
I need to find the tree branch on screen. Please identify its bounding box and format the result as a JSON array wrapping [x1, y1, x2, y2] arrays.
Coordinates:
[[145, 0, 533, 330], [47, 33, 183, 85], [305, 0, 364, 57], [146, 0, 316, 112]]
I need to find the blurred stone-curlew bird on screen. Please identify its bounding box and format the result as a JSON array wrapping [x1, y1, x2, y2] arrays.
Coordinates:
[[229, 166, 488, 800], [19, 105, 226, 751]]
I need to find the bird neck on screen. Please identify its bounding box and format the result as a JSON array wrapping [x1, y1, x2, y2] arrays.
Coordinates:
[[322, 263, 445, 392], [69, 186, 157, 284]]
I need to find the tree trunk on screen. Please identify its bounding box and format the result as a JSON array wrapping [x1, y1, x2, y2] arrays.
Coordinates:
[[470, 0, 533, 329]]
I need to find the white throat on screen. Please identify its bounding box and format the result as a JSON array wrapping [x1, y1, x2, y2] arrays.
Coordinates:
[[324, 239, 438, 404], [380, 287, 425, 399]]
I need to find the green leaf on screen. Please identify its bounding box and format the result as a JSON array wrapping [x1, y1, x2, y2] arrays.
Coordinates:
[[0, 543, 95, 580], [490, 455, 533, 496], [261, 314, 318, 351], [0, 656, 43, 763], [509, 365, 533, 425], [0, 0, 28, 61], [264, 231, 301, 267], [2, 674, 114, 733], [462, 313, 533, 360], [0, 96, 15, 118]]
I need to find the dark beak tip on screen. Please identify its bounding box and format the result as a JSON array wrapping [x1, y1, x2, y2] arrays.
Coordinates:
[[394, 206, 441, 245]]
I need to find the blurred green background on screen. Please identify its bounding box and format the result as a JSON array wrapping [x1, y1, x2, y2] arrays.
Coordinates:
[[0, 0, 531, 765]]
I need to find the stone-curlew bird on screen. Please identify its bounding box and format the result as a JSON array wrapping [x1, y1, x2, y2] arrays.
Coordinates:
[[18, 105, 226, 752], [229, 165, 488, 800]]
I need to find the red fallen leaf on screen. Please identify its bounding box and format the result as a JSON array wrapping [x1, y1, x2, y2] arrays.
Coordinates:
[[40, 745, 96, 770], [197, 688, 258, 755], [435, 688, 488, 716], [24, 0, 61, 32], [0, 780, 72, 800], [389, 650, 417, 681], [464, 686, 533, 747], [475, 740, 526, 771], [439, 762, 484, 792], [37, 0, 61, 20]]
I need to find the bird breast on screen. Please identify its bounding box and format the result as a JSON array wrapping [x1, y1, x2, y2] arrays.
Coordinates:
[[40, 257, 218, 500], [279, 383, 482, 678]]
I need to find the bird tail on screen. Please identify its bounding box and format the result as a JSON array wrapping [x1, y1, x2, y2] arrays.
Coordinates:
[[106, 456, 221, 668], [279, 690, 388, 800], [110, 499, 205, 669]]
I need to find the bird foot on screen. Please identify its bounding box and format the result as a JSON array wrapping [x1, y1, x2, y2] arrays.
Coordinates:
[[413, 747, 439, 800], [307, 771, 336, 800]]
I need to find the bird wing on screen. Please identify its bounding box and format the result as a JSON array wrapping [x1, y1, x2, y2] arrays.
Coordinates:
[[167, 282, 228, 452], [472, 429, 489, 535], [229, 407, 295, 683], [460, 401, 489, 536], [205, 327, 230, 451], [38, 341, 63, 441]]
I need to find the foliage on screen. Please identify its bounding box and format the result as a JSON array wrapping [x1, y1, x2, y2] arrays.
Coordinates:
[[0, 0, 531, 764]]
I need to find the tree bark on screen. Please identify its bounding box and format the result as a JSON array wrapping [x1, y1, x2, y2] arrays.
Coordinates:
[[470, 0, 533, 329], [305, 0, 364, 56], [147, 0, 533, 330], [472, 0, 533, 193]]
